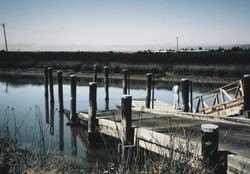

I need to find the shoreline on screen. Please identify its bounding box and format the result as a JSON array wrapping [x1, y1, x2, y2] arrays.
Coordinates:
[[0, 68, 239, 86]]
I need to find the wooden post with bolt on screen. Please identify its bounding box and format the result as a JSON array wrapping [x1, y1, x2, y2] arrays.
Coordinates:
[[181, 79, 189, 112], [123, 69, 128, 95], [44, 65, 49, 124], [104, 66, 109, 110], [48, 67, 54, 103], [93, 65, 97, 82], [57, 71, 64, 112], [201, 124, 221, 173]]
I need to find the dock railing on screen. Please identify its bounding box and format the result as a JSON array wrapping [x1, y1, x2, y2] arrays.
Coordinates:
[[192, 80, 244, 116]]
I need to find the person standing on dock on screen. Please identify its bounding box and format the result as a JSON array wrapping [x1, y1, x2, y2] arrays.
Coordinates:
[[172, 83, 180, 109]]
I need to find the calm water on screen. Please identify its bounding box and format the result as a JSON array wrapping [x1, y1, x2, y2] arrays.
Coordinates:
[[0, 75, 217, 161]]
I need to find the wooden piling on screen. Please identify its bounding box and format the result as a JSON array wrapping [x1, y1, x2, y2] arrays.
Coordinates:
[[121, 95, 133, 145], [145, 73, 153, 108], [152, 74, 155, 109], [104, 66, 109, 110], [44, 65, 49, 101], [123, 69, 128, 95], [44, 65, 49, 124], [181, 79, 189, 112], [70, 75, 77, 124], [93, 64, 97, 82], [88, 82, 97, 132], [189, 80, 193, 112], [128, 71, 130, 95], [104, 66, 109, 100], [121, 95, 134, 162], [57, 71, 64, 112], [201, 124, 219, 172], [88, 82, 98, 146], [243, 74, 250, 118], [48, 67, 54, 103]]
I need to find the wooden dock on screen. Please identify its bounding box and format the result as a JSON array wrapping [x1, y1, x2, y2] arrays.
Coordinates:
[[64, 98, 250, 173], [43, 65, 250, 173]]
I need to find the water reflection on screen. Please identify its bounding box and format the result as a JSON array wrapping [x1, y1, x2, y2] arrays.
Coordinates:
[[105, 99, 109, 111], [71, 127, 78, 156], [44, 97, 49, 124], [59, 110, 64, 151], [0, 74, 44, 87], [5, 82, 8, 93], [0, 73, 225, 93], [50, 102, 54, 135]]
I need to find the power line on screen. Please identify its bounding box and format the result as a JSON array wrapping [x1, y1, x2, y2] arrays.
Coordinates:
[[1, 23, 8, 51]]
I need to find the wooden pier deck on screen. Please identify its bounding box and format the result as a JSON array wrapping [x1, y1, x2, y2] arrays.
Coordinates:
[[132, 99, 250, 158], [64, 99, 250, 173], [42, 64, 250, 173]]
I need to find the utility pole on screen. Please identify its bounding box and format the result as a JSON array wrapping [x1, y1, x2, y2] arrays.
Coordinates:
[[1, 23, 8, 51], [176, 37, 179, 52]]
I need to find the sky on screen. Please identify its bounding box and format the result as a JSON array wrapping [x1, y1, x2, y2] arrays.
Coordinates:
[[0, 0, 250, 51]]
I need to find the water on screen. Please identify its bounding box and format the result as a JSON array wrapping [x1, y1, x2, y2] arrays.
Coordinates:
[[0, 75, 217, 161]]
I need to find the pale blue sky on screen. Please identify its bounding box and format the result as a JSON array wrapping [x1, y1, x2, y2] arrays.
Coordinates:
[[0, 0, 250, 51]]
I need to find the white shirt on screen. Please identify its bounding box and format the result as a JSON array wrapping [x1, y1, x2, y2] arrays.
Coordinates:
[[172, 85, 179, 94]]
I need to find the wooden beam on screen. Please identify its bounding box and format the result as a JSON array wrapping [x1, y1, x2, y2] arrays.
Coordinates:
[[98, 119, 122, 139], [135, 127, 201, 156]]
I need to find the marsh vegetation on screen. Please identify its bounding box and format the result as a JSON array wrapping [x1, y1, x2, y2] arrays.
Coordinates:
[[0, 51, 249, 79]]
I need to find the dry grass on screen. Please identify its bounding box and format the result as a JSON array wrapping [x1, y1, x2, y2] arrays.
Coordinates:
[[0, 105, 217, 173], [23, 156, 101, 174]]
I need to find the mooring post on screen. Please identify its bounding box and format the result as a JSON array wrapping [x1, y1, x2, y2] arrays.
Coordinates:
[[88, 82, 97, 132], [44, 65, 49, 100], [243, 74, 250, 118], [145, 73, 153, 108], [88, 82, 99, 146], [121, 95, 134, 162], [123, 69, 128, 95], [152, 74, 155, 109], [121, 95, 133, 145], [44, 65, 49, 124], [181, 79, 189, 112], [128, 70, 131, 95], [57, 71, 64, 150], [201, 124, 219, 172], [93, 64, 97, 82], [104, 66, 109, 110], [48, 67, 54, 103], [189, 80, 193, 112], [57, 71, 64, 112], [70, 75, 77, 124]]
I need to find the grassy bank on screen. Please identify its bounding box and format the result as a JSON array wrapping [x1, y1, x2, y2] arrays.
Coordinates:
[[0, 51, 250, 78]]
